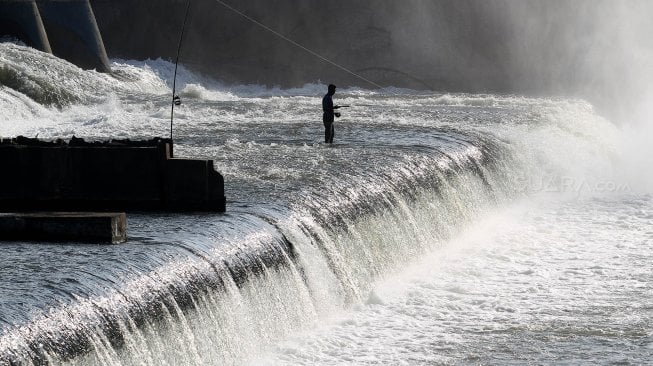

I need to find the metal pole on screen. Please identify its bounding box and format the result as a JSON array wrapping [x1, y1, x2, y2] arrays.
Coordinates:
[[170, 0, 191, 145]]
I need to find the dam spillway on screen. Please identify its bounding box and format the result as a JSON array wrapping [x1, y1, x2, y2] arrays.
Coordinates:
[[0, 43, 636, 363]]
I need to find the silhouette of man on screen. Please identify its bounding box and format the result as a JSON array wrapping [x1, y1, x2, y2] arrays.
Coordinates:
[[322, 84, 341, 143]]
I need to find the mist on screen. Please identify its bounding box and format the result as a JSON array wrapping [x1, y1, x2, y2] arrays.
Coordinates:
[[89, 1, 650, 118], [91, 0, 653, 191]]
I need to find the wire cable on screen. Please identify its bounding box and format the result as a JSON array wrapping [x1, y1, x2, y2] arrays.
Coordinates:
[[213, 0, 386, 90]]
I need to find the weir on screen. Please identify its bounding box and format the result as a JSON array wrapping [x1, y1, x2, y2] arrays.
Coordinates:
[[0, 38, 542, 363], [0, 225, 298, 364], [0, 134, 511, 364], [0, 0, 110, 73]]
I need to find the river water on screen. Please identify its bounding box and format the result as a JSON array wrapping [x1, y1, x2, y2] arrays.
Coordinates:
[[0, 42, 651, 365]]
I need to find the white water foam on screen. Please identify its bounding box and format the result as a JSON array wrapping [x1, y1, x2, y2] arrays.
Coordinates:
[[253, 193, 653, 365]]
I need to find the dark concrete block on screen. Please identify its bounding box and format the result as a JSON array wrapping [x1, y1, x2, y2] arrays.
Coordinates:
[[0, 137, 226, 212], [0, 212, 127, 244], [36, 0, 111, 72], [0, 0, 51, 53], [165, 159, 226, 212]]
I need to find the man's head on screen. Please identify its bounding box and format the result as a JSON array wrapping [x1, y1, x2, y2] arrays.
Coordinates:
[[328, 84, 336, 95]]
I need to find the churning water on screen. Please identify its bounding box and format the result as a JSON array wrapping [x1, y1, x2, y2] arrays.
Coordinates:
[[0, 43, 651, 365]]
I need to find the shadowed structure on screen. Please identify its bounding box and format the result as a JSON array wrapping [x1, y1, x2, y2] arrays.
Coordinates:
[[0, 0, 111, 72]]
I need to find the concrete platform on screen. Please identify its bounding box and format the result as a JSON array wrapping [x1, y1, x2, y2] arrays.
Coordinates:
[[0, 137, 226, 212], [0, 212, 126, 244]]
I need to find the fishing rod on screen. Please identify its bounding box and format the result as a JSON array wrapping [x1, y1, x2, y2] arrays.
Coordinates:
[[170, 0, 192, 147]]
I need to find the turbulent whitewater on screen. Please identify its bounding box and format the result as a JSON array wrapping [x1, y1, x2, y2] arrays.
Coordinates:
[[0, 43, 651, 365]]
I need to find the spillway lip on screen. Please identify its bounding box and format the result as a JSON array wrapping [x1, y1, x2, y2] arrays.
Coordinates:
[[0, 226, 297, 364]]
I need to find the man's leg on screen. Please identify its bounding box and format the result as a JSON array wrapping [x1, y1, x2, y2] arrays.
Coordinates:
[[324, 122, 331, 143], [329, 124, 335, 143]]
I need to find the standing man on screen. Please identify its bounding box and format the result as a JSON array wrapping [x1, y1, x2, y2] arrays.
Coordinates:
[[322, 84, 341, 143]]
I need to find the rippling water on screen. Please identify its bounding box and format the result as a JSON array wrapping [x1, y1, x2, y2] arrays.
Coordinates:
[[0, 43, 650, 365]]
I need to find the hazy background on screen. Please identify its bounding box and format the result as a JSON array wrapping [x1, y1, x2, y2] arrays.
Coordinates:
[[91, 0, 653, 123]]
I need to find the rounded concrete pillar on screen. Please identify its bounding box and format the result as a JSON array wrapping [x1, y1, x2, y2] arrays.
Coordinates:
[[36, 0, 111, 72], [0, 0, 52, 53]]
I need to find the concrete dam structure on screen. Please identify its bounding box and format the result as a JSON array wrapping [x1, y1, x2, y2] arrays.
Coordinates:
[[0, 0, 111, 73], [0, 137, 226, 212]]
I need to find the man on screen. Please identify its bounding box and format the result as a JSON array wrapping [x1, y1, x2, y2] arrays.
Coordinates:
[[322, 84, 341, 143]]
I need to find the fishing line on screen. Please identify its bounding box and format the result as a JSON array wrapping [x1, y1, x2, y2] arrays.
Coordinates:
[[170, 0, 191, 145], [213, 0, 387, 91]]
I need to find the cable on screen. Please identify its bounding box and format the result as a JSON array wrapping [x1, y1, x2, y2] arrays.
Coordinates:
[[213, 0, 386, 90]]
